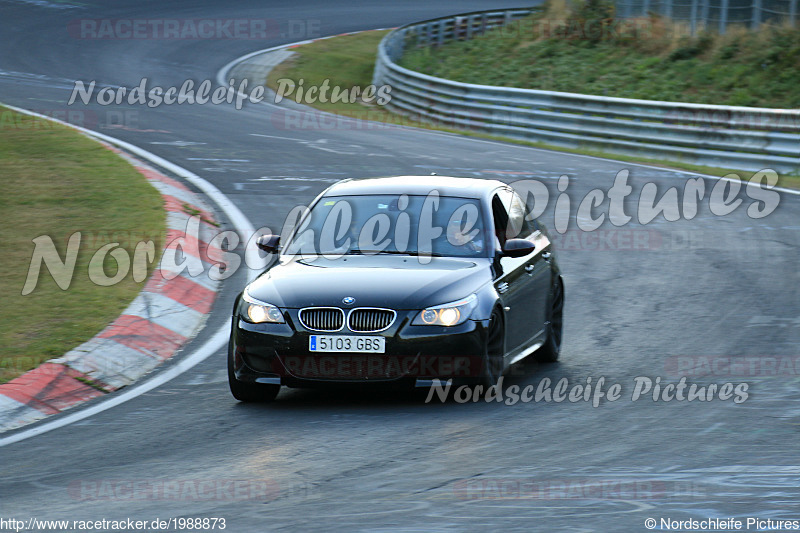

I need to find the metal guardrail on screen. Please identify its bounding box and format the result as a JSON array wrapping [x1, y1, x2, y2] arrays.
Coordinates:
[[372, 8, 800, 173]]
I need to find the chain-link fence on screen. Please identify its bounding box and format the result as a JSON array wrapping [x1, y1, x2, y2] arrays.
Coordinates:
[[617, 0, 798, 33]]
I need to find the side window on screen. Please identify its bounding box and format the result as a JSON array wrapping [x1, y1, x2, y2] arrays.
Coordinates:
[[495, 188, 526, 240], [512, 192, 538, 238], [491, 194, 510, 251]]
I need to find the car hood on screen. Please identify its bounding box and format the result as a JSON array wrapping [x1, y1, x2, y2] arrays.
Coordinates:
[[246, 255, 492, 310]]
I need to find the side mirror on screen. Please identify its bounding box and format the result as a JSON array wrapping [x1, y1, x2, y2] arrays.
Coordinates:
[[502, 238, 535, 258], [256, 234, 280, 253]]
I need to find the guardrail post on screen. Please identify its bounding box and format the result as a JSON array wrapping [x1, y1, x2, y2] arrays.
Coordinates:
[[690, 0, 699, 35], [386, 33, 395, 60], [643, 0, 651, 15], [467, 14, 475, 39], [438, 19, 446, 46], [481, 13, 488, 33], [700, 0, 709, 29], [752, 0, 762, 29], [663, 0, 672, 19], [719, 0, 729, 33], [399, 29, 407, 58], [790, 0, 797, 26]]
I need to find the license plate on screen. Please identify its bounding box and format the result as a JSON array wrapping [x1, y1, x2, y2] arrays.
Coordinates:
[[309, 335, 385, 353]]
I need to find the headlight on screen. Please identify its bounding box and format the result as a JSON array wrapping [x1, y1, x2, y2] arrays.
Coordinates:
[[241, 290, 284, 324], [413, 294, 478, 327]]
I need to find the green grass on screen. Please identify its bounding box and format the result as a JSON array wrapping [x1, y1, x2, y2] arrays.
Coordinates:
[[269, 31, 389, 116], [268, 30, 428, 126], [399, 10, 800, 108], [0, 107, 165, 384], [263, 29, 800, 190]]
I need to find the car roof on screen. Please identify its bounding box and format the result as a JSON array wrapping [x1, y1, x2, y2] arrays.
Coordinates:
[[323, 175, 508, 200]]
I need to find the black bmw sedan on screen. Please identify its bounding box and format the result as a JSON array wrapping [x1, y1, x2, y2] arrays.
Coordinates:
[[228, 176, 564, 401]]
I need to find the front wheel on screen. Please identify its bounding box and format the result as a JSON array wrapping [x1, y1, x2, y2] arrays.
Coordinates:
[[228, 343, 280, 402], [535, 278, 564, 363]]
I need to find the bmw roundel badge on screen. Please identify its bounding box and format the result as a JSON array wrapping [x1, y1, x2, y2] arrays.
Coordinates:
[[342, 296, 356, 305]]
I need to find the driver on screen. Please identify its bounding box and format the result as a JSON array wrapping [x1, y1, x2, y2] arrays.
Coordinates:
[[446, 218, 484, 254]]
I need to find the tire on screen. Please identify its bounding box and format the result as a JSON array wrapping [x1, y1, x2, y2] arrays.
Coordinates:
[[228, 343, 280, 403], [480, 308, 505, 388], [535, 278, 564, 363]]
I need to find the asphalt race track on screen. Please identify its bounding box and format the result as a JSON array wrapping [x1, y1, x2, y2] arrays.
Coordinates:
[[1, 1, 798, 531]]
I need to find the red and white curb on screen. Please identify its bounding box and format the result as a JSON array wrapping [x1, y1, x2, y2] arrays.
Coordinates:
[[0, 143, 220, 432]]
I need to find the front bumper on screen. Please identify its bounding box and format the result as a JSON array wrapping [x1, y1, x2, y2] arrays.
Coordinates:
[[230, 309, 488, 388]]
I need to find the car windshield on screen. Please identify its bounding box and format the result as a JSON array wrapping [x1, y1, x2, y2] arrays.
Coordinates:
[[284, 194, 489, 258]]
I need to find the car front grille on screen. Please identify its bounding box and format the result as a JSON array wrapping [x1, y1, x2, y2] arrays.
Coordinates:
[[297, 307, 397, 332], [348, 308, 396, 332], [298, 307, 345, 331]]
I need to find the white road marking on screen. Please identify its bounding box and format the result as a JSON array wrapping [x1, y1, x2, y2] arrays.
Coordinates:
[[252, 176, 339, 182], [187, 158, 250, 162], [251, 133, 367, 156], [149, 141, 205, 146], [250, 133, 307, 142], [698, 422, 724, 435], [149, 141, 206, 146], [201, 167, 249, 173]]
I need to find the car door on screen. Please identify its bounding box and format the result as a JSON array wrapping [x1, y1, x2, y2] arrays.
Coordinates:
[[511, 190, 552, 341], [492, 189, 552, 354]]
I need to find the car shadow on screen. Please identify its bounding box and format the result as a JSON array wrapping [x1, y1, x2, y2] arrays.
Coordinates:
[[232, 357, 577, 410]]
